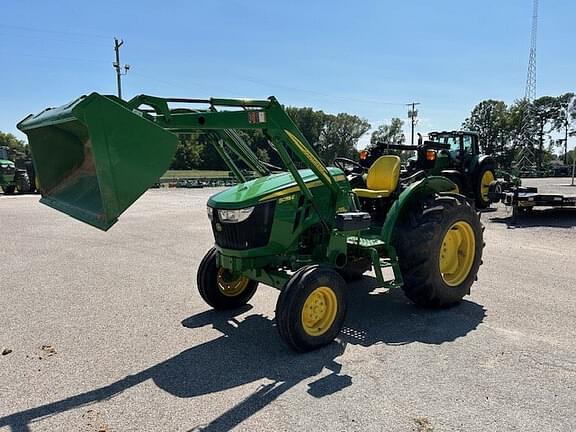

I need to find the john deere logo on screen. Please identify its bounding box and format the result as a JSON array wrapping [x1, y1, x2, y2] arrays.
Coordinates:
[[215, 223, 223, 232]]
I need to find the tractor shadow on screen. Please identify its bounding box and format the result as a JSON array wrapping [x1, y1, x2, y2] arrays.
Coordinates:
[[490, 207, 576, 228], [0, 286, 485, 432], [342, 278, 486, 347]]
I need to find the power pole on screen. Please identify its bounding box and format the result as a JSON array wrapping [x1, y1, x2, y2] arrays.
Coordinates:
[[406, 102, 420, 145], [112, 38, 130, 99]]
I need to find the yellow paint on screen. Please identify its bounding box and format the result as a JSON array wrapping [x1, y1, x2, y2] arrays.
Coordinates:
[[301, 286, 338, 336], [480, 170, 495, 201], [284, 130, 331, 183], [217, 268, 249, 297], [352, 155, 400, 199], [439, 221, 475, 286]]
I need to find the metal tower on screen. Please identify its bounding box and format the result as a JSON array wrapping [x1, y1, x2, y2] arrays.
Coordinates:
[[514, 0, 539, 174], [525, 0, 538, 101]]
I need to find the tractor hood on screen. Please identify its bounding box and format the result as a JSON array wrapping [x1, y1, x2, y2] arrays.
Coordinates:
[[207, 167, 345, 209]]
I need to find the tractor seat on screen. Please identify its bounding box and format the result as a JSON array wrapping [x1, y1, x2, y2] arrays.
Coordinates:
[[353, 155, 401, 199]]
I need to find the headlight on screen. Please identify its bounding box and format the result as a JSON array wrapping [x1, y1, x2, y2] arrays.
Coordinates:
[[207, 206, 213, 221], [218, 207, 255, 223]]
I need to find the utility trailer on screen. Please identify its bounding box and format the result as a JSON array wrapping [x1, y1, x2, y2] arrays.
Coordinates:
[[488, 182, 576, 217]]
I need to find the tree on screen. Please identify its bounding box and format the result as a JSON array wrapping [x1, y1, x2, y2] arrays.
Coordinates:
[[171, 133, 204, 170], [317, 113, 370, 163], [0, 131, 27, 160], [285, 107, 328, 148], [552, 92, 576, 163], [462, 100, 508, 157], [370, 118, 405, 145], [532, 96, 560, 169]]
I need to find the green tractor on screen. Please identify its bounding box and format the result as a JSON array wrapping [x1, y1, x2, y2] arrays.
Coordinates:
[[18, 93, 484, 352], [0, 146, 34, 194], [359, 131, 497, 209]]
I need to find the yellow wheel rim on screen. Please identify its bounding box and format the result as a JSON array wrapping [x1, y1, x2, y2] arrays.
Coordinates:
[[301, 286, 338, 337], [217, 268, 249, 297], [480, 170, 495, 202], [439, 221, 476, 286]]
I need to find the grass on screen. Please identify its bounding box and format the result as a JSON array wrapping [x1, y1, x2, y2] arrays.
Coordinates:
[[161, 170, 231, 180]]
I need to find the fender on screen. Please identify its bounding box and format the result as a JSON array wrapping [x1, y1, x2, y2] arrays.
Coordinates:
[[380, 175, 457, 244], [477, 155, 496, 169]]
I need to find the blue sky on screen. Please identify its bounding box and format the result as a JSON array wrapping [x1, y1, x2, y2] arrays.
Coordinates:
[[1, 0, 575, 150]]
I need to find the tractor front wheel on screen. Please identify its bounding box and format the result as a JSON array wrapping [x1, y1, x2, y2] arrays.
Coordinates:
[[197, 247, 258, 310], [394, 193, 484, 308], [276, 265, 347, 352]]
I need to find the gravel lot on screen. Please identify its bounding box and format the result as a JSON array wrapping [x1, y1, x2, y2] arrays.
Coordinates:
[[1, 178, 575, 432]]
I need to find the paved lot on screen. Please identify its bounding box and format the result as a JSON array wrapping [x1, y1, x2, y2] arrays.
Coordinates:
[[1, 178, 575, 432]]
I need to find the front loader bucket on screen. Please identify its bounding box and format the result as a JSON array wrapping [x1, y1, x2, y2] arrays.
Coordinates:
[[17, 93, 177, 231]]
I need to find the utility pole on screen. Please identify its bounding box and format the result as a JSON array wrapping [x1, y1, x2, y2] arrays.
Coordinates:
[[406, 102, 420, 145], [112, 38, 130, 99]]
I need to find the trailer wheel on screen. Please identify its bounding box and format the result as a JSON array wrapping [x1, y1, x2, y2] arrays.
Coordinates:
[[276, 265, 347, 352], [393, 193, 484, 308], [15, 172, 31, 194], [197, 247, 258, 310], [475, 166, 495, 209]]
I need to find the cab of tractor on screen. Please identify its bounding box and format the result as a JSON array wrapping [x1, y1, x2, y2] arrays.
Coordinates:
[[19, 93, 484, 353]]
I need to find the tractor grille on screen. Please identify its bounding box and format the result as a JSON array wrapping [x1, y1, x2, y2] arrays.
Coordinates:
[[211, 201, 276, 250]]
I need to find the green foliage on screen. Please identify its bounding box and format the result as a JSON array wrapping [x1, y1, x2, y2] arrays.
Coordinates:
[[370, 118, 405, 145], [171, 133, 204, 170], [286, 107, 370, 164], [0, 131, 27, 160], [256, 148, 270, 164], [285, 107, 327, 148], [464, 93, 576, 170], [317, 113, 370, 163], [168, 106, 372, 171]]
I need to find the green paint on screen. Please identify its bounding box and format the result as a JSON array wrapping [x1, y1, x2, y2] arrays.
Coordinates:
[[18, 92, 453, 290]]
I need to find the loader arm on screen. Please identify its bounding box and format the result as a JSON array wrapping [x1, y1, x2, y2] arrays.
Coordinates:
[[147, 96, 344, 206], [17, 93, 347, 231]]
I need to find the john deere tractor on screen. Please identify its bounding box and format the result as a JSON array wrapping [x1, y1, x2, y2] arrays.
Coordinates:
[[360, 131, 497, 208], [0, 146, 34, 194], [18, 93, 484, 352]]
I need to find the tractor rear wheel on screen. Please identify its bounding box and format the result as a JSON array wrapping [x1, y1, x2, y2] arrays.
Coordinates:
[[475, 166, 496, 209], [197, 247, 258, 310], [276, 265, 347, 352], [393, 193, 484, 308]]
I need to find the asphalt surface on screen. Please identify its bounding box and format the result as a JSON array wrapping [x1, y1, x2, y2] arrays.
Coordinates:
[[1, 178, 575, 432]]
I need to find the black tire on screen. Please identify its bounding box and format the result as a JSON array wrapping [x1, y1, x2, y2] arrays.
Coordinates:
[[393, 193, 484, 308], [15, 172, 31, 194], [197, 247, 258, 310], [276, 265, 347, 352], [475, 165, 496, 209], [487, 180, 502, 203], [3, 184, 16, 195]]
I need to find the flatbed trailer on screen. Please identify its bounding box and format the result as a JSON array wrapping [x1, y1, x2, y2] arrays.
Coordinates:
[[489, 183, 576, 217]]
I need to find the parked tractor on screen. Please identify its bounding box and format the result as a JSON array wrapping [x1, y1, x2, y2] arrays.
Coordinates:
[[0, 146, 34, 194], [18, 93, 484, 352], [359, 131, 497, 209]]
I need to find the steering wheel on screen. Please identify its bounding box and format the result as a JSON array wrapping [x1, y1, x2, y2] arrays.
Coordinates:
[[333, 157, 366, 176]]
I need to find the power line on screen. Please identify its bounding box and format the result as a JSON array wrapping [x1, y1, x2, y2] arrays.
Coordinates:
[[0, 24, 109, 39]]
